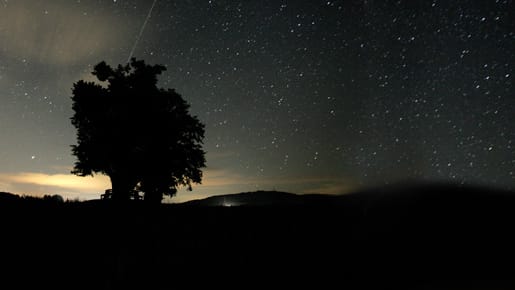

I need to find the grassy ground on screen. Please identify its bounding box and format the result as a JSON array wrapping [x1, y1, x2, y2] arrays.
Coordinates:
[[0, 186, 514, 289]]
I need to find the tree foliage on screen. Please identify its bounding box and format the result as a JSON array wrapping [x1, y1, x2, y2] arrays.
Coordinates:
[[71, 58, 206, 203]]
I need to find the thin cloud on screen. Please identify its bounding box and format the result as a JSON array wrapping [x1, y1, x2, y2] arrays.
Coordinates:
[[200, 168, 355, 191], [0, 2, 130, 65], [299, 180, 356, 195]]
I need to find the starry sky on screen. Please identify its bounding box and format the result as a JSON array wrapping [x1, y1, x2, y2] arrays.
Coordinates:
[[0, 0, 513, 202]]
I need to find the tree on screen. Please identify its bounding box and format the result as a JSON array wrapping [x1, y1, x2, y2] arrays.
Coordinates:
[[71, 58, 206, 203]]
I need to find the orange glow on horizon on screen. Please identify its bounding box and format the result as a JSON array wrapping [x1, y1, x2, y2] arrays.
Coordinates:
[[0, 169, 356, 203], [0, 172, 110, 198]]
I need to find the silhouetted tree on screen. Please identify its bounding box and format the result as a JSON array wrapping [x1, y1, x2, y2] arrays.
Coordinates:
[[71, 58, 206, 203], [43, 194, 64, 203]]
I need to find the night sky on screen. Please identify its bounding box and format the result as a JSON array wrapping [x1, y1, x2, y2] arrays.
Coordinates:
[[0, 0, 513, 202]]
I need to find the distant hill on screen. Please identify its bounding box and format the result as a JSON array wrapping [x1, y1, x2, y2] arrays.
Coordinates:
[[179, 190, 343, 206], [0, 191, 21, 202], [178, 182, 514, 209]]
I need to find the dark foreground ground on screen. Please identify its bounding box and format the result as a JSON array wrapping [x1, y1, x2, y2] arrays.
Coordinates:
[[1, 184, 515, 289]]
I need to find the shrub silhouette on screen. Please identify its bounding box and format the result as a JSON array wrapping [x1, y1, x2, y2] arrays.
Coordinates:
[[43, 194, 64, 203], [71, 58, 206, 203]]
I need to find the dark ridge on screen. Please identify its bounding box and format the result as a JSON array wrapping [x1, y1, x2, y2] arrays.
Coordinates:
[[179, 190, 302, 206], [178, 182, 514, 208], [0, 184, 514, 289], [0, 191, 20, 202]]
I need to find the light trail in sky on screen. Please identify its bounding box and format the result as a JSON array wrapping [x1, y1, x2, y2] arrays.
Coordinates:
[[127, 0, 158, 63]]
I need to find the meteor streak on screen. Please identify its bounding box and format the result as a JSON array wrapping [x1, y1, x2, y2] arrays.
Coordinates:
[[127, 0, 158, 63]]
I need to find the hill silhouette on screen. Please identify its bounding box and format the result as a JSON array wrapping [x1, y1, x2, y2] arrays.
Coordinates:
[[0, 183, 514, 289], [0, 191, 21, 202], [180, 190, 341, 206]]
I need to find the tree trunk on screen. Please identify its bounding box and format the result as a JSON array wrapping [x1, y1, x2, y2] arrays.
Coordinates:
[[110, 174, 131, 201], [144, 189, 163, 204]]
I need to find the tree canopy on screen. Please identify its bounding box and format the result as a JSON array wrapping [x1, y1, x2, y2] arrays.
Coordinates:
[[71, 58, 206, 203]]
